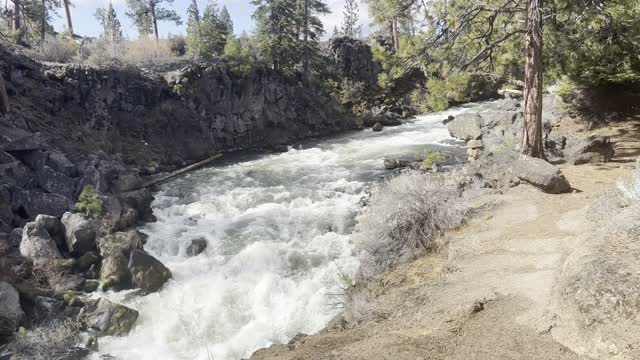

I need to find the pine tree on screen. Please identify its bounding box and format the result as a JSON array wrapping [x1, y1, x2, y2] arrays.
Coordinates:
[[219, 5, 233, 37], [61, 0, 73, 36], [252, 0, 300, 73], [196, 1, 228, 59], [186, 0, 201, 55], [522, 0, 544, 158], [95, 2, 123, 55], [298, 0, 329, 77], [126, 0, 153, 36], [340, 0, 360, 38]]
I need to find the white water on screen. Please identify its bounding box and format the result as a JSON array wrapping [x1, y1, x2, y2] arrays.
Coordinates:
[[96, 105, 478, 360]]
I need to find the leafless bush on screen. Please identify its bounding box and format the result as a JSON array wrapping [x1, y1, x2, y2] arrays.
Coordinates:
[[353, 170, 469, 279], [343, 289, 377, 324], [122, 37, 178, 66], [8, 320, 81, 360], [36, 35, 78, 63]]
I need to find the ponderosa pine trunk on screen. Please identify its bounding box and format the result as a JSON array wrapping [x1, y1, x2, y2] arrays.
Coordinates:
[[0, 74, 9, 115], [62, 0, 73, 36], [41, 0, 46, 41], [12, 0, 21, 35], [522, 0, 544, 158], [149, 0, 159, 56], [302, 0, 309, 78]]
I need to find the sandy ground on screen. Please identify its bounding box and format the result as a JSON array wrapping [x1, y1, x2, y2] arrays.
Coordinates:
[[249, 117, 640, 360]]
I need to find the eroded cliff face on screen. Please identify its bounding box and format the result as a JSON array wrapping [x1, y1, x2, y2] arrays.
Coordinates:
[[0, 44, 356, 229]]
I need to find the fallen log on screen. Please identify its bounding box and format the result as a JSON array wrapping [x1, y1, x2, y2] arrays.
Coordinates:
[[141, 153, 223, 189], [0, 74, 9, 114]]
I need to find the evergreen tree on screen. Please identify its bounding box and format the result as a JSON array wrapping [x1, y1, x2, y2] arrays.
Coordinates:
[[340, 0, 360, 38], [186, 0, 201, 55], [196, 1, 228, 59], [126, 0, 153, 36], [95, 2, 123, 55], [252, 0, 300, 73], [298, 0, 330, 77], [219, 5, 233, 37]]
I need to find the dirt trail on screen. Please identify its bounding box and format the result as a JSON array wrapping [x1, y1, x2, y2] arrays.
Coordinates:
[[250, 117, 640, 360]]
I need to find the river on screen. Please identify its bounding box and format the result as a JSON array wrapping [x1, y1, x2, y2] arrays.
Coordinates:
[[96, 104, 478, 360]]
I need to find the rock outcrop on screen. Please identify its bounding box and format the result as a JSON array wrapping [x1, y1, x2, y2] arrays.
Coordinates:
[[128, 249, 172, 293]]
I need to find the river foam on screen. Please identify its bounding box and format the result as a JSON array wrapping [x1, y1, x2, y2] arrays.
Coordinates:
[[96, 105, 475, 360]]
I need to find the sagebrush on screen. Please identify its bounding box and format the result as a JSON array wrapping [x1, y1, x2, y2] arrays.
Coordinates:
[[353, 171, 469, 279]]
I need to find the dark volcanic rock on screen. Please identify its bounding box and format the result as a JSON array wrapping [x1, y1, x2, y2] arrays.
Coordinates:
[[36, 165, 76, 199], [128, 249, 172, 292], [79, 297, 138, 337], [34, 214, 66, 250], [12, 189, 73, 219], [61, 212, 97, 256], [328, 37, 380, 88], [186, 238, 207, 256], [566, 136, 615, 165]]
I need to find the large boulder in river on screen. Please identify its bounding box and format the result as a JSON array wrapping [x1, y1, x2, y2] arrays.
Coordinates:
[[20, 221, 62, 261], [186, 238, 207, 257], [566, 136, 615, 165], [79, 297, 138, 337], [0, 281, 24, 338], [372, 122, 383, 132], [447, 113, 482, 141], [128, 249, 172, 292], [61, 212, 96, 256], [98, 230, 145, 291]]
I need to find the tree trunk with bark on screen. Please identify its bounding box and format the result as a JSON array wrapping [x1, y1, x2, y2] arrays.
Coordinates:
[[41, 0, 46, 41], [62, 0, 73, 36], [302, 0, 309, 78], [522, 0, 544, 158], [149, 0, 159, 56], [0, 74, 9, 115], [392, 16, 400, 52], [12, 0, 21, 42]]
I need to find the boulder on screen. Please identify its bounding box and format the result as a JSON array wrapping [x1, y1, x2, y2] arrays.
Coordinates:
[[75, 166, 108, 197], [36, 166, 76, 199], [0, 150, 16, 164], [0, 282, 24, 337], [2, 134, 45, 152], [442, 115, 455, 125], [46, 150, 77, 178], [79, 297, 138, 337], [513, 156, 572, 194], [0, 161, 33, 188], [372, 122, 383, 132], [98, 230, 145, 291], [383, 159, 419, 170], [447, 113, 482, 141], [61, 212, 96, 256], [566, 136, 615, 165], [12, 189, 73, 219], [186, 238, 207, 256], [34, 214, 66, 250], [14, 149, 49, 170], [20, 221, 62, 261], [128, 249, 172, 293]]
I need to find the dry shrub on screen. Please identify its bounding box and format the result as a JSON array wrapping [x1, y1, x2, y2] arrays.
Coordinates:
[[123, 37, 179, 66], [8, 320, 81, 360], [36, 35, 78, 63], [354, 170, 469, 279]]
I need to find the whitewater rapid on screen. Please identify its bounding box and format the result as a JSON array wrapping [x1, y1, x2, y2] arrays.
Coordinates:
[[96, 105, 477, 360]]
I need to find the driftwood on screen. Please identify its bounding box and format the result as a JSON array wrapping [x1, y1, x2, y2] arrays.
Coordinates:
[[142, 153, 223, 189], [0, 74, 8, 114]]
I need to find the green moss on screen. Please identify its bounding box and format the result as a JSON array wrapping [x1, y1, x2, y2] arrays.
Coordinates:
[[76, 185, 103, 220], [421, 150, 448, 170]]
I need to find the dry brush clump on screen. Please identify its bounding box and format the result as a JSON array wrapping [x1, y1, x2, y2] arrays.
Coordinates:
[[7, 320, 81, 360], [353, 170, 470, 280]]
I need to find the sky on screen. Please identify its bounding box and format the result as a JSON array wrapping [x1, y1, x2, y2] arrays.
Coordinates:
[[50, 0, 373, 40]]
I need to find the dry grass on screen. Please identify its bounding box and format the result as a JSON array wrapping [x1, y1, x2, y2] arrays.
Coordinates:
[[353, 170, 470, 280], [7, 320, 81, 360]]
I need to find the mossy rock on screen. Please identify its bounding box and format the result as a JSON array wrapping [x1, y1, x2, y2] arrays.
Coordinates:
[[79, 297, 138, 337]]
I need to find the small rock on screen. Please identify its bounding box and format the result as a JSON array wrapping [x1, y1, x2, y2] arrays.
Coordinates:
[[467, 139, 483, 149], [372, 122, 383, 132], [79, 297, 138, 337], [128, 250, 172, 293], [62, 212, 97, 256], [186, 238, 207, 257]]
